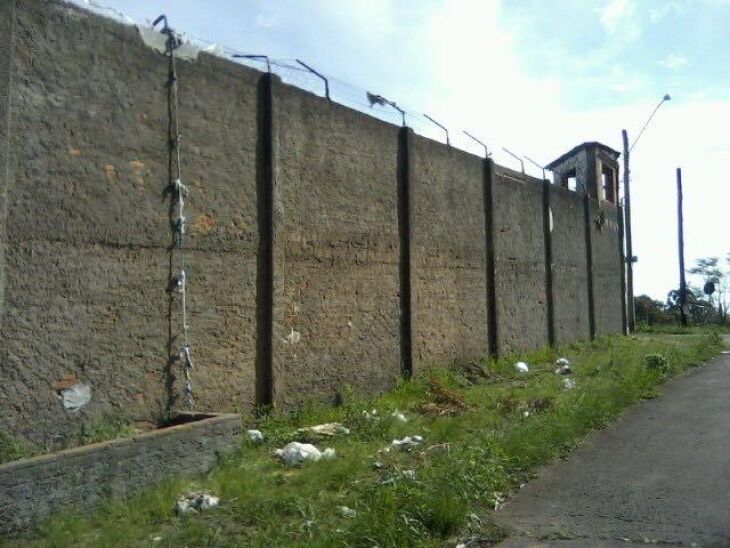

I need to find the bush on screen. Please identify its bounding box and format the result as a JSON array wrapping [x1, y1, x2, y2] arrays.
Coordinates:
[[644, 354, 669, 375]]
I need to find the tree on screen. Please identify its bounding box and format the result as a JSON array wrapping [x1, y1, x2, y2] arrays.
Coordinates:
[[635, 295, 673, 325], [688, 257, 727, 324], [667, 284, 716, 325]]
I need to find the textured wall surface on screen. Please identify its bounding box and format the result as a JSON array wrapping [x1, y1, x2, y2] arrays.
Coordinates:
[[590, 201, 624, 335], [409, 136, 488, 372], [0, 0, 625, 449], [0, 0, 14, 342], [0, 0, 259, 445], [492, 167, 548, 353], [271, 83, 402, 406], [550, 186, 590, 344], [0, 413, 241, 533]]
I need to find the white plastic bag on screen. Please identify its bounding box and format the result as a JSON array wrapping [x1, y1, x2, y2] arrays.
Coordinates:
[[274, 442, 336, 466]]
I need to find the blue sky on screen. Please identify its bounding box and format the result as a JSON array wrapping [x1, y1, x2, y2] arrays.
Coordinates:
[[76, 0, 730, 301]]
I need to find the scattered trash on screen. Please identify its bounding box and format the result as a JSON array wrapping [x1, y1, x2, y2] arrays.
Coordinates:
[[372, 460, 385, 469], [298, 422, 350, 436], [420, 442, 452, 456], [378, 474, 396, 486], [175, 492, 219, 514], [391, 410, 408, 423], [562, 378, 576, 390], [391, 435, 424, 451], [152, 537, 163, 543], [401, 469, 416, 480], [522, 410, 530, 418], [337, 505, 357, 518], [59, 382, 92, 412], [363, 409, 379, 420], [492, 491, 507, 510], [274, 442, 336, 466], [554, 358, 572, 375], [515, 361, 529, 374], [247, 429, 264, 443]]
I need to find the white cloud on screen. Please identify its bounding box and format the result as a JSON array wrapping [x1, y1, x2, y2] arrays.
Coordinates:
[[600, 0, 641, 41], [658, 53, 689, 70], [649, 1, 686, 23]]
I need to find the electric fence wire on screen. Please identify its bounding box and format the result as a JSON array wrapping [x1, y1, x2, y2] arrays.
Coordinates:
[[68, 0, 550, 177]]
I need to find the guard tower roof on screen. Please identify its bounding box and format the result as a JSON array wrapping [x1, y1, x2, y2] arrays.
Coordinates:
[[546, 142, 620, 170]]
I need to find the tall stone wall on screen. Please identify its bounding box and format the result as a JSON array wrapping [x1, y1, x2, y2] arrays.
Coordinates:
[[590, 201, 624, 335], [492, 167, 549, 353], [0, 0, 260, 444], [0, 0, 626, 446], [409, 135, 488, 373], [270, 83, 402, 406], [550, 186, 590, 344]]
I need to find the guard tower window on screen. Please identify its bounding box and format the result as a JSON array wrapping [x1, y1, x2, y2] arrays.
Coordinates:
[[602, 164, 616, 203], [564, 168, 577, 191]]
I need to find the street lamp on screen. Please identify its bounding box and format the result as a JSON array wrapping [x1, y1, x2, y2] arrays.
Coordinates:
[[623, 93, 671, 333]]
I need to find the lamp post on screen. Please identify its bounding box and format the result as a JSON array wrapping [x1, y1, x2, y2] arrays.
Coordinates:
[[623, 93, 671, 333]]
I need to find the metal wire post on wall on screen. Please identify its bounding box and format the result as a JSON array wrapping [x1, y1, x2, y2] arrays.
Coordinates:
[[154, 14, 195, 412]]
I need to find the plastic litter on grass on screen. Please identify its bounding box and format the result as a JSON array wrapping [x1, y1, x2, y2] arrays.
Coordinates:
[[247, 429, 264, 443], [390, 435, 424, 451], [175, 492, 220, 515], [515, 361, 529, 374], [297, 422, 350, 436], [274, 442, 336, 466]]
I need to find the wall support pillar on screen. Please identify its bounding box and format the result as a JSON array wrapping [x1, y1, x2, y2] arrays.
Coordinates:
[[583, 194, 596, 339], [255, 72, 276, 407], [542, 181, 555, 346], [617, 204, 628, 334], [397, 127, 414, 378], [482, 159, 498, 357]]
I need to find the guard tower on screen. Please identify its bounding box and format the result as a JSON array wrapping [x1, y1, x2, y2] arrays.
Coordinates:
[[546, 142, 621, 203]]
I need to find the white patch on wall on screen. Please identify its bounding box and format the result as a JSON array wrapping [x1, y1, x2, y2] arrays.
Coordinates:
[[549, 207, 554, 232], [60, 383, 92, 412], [284, 329, 301, 344], [136, 26, 202, 61]]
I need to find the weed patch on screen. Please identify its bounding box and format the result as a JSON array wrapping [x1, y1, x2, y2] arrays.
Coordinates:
[[5, 331, 722, 547]]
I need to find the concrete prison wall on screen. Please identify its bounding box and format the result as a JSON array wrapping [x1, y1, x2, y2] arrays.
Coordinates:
[[0, 0, 626, 446]]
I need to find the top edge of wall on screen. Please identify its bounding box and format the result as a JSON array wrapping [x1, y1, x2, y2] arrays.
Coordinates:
[[44, 0, 590, 199]]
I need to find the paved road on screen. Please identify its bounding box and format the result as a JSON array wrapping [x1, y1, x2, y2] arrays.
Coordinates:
[[493, 337, 730, 547]]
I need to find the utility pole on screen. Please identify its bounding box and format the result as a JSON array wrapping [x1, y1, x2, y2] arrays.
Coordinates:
[[677, 167, 688, 326], [622, 94, 671, 333], [622, 129, 636, 332]]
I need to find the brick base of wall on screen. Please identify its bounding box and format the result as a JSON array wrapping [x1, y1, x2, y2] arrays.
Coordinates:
[[0, 412, 242, 533]]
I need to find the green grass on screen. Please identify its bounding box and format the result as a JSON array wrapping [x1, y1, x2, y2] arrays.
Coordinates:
[[0, 429, 36, 465], [5, 332, 723, 547]]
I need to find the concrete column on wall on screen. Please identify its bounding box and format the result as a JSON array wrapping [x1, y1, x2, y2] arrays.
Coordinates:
[[397, 126, 414, 377], [483, 159, 498, 357], [255, 72, 278, 407], [0, 0, 15, 328], [542, 181, 555, 346], [618, 204, 628, 334], [583, 193, 596, 339]]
